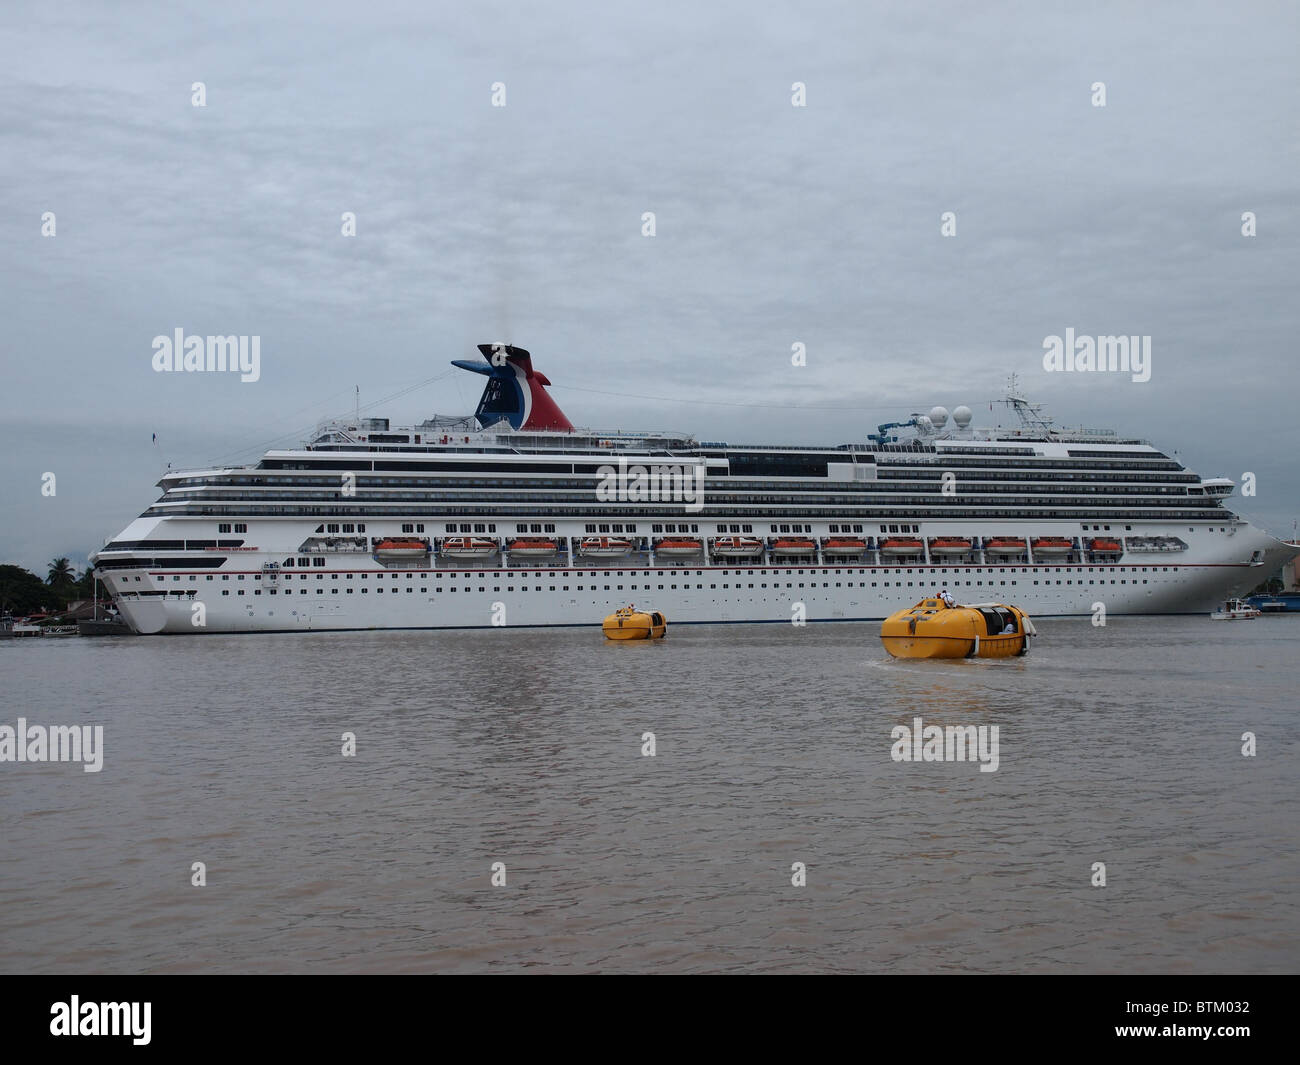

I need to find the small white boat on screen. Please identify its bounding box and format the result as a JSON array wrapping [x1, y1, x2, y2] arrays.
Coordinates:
[[1210, 598, 1261, 621]]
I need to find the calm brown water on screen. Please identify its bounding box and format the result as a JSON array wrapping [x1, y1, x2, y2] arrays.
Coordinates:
[[1, 616, 1296, 973]]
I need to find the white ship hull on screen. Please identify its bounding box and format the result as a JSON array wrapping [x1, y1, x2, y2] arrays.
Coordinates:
[[101, 518, 1296, 635]]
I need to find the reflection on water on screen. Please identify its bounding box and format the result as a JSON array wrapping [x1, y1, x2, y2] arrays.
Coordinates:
[[0, 616, 1296, 972]]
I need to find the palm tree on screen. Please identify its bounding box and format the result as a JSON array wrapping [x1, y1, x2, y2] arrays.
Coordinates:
[[47, 558, 75, 586]]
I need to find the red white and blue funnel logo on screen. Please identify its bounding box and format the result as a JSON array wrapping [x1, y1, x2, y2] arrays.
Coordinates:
[[451, 344, 574, 432]]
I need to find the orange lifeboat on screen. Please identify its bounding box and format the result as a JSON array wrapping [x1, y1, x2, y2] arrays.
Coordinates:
[[1089, 538, 1122, 553], [822, 537, 868, 556], [879, 537, 924, 556], [654, 537, 703, 556], [374, 537, 430, 559], [1031, 537, 1074, 556], [984, 537, 1027, 556], [508, 538, 558, 557], [928, 537, 973, 556], [771, 537, 816, 556], [602, 606, 667, 640]]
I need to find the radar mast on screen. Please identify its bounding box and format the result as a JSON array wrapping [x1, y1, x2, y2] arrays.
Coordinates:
[[1003, 373, 1055, 436]]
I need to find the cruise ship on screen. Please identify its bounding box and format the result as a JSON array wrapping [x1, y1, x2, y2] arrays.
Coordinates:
[[92, 344, 1298, 634]]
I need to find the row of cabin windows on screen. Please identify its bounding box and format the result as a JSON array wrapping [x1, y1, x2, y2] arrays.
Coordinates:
[[216, 577, 1153, 596], [212, 520, 1200, 539], [183, 567, 1164, 586], [300, 519, 1222, 540], [1079, 522, 1228, 534]]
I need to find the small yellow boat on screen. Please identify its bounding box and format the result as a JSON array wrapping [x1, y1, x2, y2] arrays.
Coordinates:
[[880, 598, 1036, 659], [602, 605, 667, 640]]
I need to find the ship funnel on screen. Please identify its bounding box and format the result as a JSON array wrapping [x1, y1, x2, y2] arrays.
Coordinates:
[[450, 344, 575, 432]]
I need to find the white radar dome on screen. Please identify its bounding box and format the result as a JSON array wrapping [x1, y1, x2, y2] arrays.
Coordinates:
[[952, 405, 973, 428], [929, 406, 949, 428]]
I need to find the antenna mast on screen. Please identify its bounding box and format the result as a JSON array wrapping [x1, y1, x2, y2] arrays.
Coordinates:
[[1003, 373, 1055, 436]]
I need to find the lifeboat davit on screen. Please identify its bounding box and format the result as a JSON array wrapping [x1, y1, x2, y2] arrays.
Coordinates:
[[654, 537, 703, 556], [1089, 538, 1122, 553], [440, 536, 499, 559], [1031, 537, 1074, 556], [579, 536, 634, 557], [712, 536, 764, 557], [879, 537, 924, 556], [508, 538, 558, 557], [602, 606, 667, 640], [881, 598, 1036, 659], [822, 537, 868, 556], [928, 537, 973, 556], [984, 537, 1027, 556], [771, 537, 816, 556], [374, 537, 430, 559]]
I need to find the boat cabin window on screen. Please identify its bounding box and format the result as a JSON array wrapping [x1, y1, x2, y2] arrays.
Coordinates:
[[976, 607, 1017, 635]]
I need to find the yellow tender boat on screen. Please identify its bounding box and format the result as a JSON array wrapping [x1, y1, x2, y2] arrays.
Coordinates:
[[881, 598, 1036, 659], [602, 606, 667, 640]]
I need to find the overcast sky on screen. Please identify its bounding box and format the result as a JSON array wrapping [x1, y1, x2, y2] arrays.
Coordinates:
[[2, 0, 1297, 574]]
